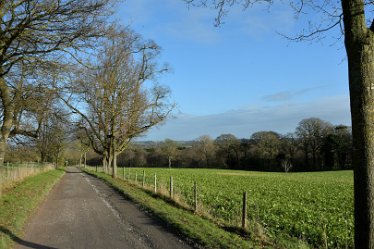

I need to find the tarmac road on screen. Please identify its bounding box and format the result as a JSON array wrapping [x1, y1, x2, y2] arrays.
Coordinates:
[[15, 167, 192, 249]]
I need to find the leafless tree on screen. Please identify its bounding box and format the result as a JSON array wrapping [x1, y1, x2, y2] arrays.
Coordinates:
[[0, 0, 117, 164], [62, 27, 174, 178], [215, 134, 240, 168], [161, 139, 178, 168], [36, 106, 70, 165], [250, 131, 281, 166], [195, 135, 216, 167], [296, 118, 334, 170]]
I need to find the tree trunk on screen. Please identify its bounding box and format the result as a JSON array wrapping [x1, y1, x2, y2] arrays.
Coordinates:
[[107, 155, 112, 175], [102, 155, 108, 173], [0, 77, 13, 164], [112, 152, 117, 179], [342, 0, 374, 247], [84, 152, 87, 168], [0, 139, 7, 164]]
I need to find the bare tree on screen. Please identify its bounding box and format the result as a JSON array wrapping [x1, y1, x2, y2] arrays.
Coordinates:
[[280, 132, 298, 171], [0, 0, 117, 164], [195, 135, 216, 167], [215, 134, 240, 168], [250, 131, 281, 167], [296, 118, 334, 170], [62, 27, 174, 178], [161, 139, 178, 168], [36, 109, 70, 165]]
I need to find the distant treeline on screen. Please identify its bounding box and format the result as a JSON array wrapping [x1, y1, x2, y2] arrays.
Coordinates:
[[86, 117, 352, 172]]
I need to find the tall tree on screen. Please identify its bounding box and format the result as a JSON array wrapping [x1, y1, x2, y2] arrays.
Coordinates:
[[215, 133, 240, 168], [250, 131, 281, 168], [0, 0, 117, 164], [63, 27, 173, 178], [184, 0, 373, 246], [295, 118, 334, 170], [36, 109, 70, 165], [161, 139, 178, 168], [195, 135, 216, 167]]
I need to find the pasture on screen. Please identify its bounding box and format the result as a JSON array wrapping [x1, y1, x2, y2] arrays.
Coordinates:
[[118, 167, 353, 248]]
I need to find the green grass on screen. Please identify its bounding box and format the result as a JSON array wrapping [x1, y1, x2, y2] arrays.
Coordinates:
[[107, 167, 353, 249], [0, 169, 64, 249], [86, 169, 315, 249]]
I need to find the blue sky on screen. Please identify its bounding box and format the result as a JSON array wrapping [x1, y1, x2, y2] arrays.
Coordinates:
[[116, 0, 350, 141]]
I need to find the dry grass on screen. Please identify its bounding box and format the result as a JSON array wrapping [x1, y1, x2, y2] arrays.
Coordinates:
[[0, 163, 54, 196]]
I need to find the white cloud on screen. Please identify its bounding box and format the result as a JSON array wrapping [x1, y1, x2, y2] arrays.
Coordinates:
[[141, 95, 351, 141]]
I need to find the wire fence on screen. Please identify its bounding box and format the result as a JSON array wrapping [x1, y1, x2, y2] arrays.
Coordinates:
[[85, 165, 354, 248], [0, 163, 54, 196], [86, 165, 249, 228]]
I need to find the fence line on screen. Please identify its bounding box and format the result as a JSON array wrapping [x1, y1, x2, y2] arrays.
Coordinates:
[[83, 165, 352, 248], [0, 163, 54, 197], [110, 167, 249, 231], [85, 165, 249, 227]]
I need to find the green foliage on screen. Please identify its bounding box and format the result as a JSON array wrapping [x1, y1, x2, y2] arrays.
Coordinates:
[[121, 168, 353, 248]]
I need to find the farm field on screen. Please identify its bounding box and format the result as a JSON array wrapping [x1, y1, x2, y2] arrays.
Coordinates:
[[116, 167, 353, 248]]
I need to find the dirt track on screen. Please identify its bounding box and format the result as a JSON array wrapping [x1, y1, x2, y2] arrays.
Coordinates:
[[15, 167, 192, 249]]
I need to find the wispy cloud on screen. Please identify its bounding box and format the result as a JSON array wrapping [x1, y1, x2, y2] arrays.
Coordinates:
[[142, 95, 350, 141], [262, 91, 295, 102], [262, 86, 326, 102]]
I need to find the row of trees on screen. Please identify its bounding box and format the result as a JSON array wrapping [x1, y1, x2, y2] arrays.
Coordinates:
[[0, 1, 174, 177], [86, 117, 352, 172]]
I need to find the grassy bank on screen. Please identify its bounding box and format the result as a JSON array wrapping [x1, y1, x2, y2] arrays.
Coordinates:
[[0, 163, 55, 196], [0, 169, 65, 249], [85, 169, 307, 249]]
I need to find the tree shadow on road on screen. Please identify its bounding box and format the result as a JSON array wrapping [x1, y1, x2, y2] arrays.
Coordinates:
[[0, 226, 58, 249]]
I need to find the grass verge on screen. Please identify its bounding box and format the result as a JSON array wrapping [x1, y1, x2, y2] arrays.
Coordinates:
[[0, 169, 65, 249], [85, 170, 307, 249]]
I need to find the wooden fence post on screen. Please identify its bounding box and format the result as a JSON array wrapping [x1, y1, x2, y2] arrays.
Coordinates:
[[170, 176, 173, 198], [135, 172, 138, 184], [154, 173, 157, 193], [194, 181, 197, 212], [142, 170, 145, 187], [242, 191, 247, 230]]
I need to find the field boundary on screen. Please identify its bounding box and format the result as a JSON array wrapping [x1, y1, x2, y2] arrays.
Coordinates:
[[85, 166, 354, 249], [84, 169, 311, 249], [0, 168, 65, 249]]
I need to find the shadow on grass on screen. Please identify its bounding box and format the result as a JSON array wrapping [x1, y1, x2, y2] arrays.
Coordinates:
[[0, 226, 58, 249]]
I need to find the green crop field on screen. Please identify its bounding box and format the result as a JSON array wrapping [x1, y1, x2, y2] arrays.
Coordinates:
[[116, 167, 353, 248]]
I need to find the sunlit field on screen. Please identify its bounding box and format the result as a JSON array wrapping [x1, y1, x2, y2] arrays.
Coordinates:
[[99, 167, 353, 248]]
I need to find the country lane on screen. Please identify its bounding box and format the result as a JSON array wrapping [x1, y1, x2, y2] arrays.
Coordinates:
[[15, 167, 192, 249]]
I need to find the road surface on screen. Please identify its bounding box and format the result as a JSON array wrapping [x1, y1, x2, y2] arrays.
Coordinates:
[[15, 167, 192, 249]]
